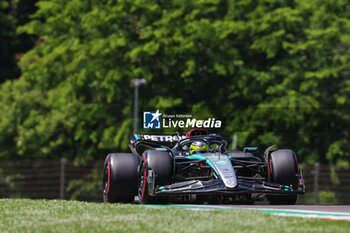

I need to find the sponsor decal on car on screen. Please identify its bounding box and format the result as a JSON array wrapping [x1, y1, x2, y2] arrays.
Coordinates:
[[142, 134, 186, 142]]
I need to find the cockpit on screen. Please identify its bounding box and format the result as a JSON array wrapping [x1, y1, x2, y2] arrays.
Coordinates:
[[174, 135, 228, 155]]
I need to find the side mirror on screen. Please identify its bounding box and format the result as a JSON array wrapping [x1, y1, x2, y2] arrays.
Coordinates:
[[243, 147, 258, 153]]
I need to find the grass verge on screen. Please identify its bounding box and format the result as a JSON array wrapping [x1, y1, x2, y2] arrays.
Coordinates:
[[0, 199, 349, 233]]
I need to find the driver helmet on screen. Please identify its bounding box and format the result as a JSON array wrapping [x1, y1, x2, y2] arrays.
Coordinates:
[[189, 141, 209, 155]]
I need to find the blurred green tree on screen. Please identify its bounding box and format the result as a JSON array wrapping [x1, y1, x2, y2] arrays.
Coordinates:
[[0, 0, 37, 81], [0, 0, 349, 165]]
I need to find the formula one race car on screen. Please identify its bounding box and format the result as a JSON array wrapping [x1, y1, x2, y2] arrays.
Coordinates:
[[103, 129, 305, 204]]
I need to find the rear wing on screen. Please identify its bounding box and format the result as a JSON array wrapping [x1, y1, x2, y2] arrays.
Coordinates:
[[129, 134, 186, 155]]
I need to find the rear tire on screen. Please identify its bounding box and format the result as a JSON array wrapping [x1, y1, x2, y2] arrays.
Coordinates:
[[103, 153, 140, 203], [267, 149, 298, 205], [138, 150, 172, 204]]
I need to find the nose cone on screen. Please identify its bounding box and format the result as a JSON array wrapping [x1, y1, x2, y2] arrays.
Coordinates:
[[206, 155, 237, 188]]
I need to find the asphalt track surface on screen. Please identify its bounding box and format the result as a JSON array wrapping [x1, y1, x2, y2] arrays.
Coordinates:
[[219, 205, 350, 213], [217, 205, 350, 221], [145, 204, 350, 221]]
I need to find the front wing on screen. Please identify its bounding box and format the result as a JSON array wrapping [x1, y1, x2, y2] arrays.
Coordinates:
[[149, 178, 305, 196]]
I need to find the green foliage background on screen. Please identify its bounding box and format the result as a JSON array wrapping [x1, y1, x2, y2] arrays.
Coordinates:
[[0, 0, 37, 81], [1, 0, 350, 164]]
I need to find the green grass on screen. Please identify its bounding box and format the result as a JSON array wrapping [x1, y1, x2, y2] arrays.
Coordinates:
[[0, 199, 349, 233]]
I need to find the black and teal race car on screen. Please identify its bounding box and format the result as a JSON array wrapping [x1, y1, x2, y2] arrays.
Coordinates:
[[103, 129, 305, 204]]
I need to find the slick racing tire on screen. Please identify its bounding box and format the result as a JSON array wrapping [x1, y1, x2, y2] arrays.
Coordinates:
[[138, 150, 172, 204], [103, 153, 140, 203], [267, 149, 298, 205]]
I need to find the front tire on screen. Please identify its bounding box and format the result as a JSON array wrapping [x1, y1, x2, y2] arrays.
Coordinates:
[[103, 153, 140, 203], [138, 150, 172, 204], [267, 149, 298, 205]]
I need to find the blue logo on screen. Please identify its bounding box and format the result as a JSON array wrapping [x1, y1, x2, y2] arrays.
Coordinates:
[[143, 110, 162, 129]]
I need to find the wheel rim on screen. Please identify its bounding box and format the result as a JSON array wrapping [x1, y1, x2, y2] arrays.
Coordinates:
[[103, 164, 108, 202], [138, 175, 143, 200], [103, 181, 108, 202], [138, 164, 148, 201]]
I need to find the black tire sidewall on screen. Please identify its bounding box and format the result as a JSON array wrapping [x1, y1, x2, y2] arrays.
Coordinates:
[[268, 149, 298, 205], [138, 150, 172, 204], [103, 153, 140, 203], [269, 149, 298, 188]]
